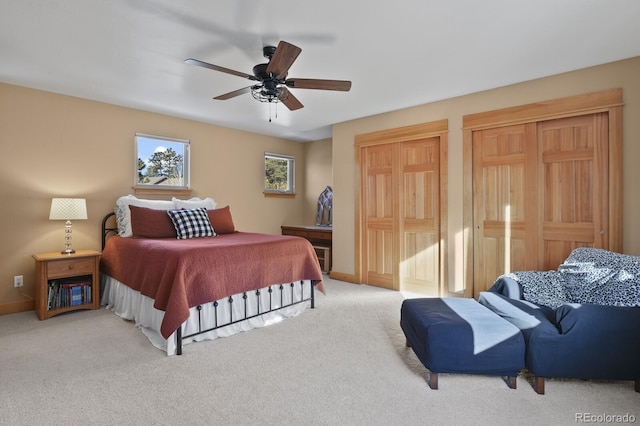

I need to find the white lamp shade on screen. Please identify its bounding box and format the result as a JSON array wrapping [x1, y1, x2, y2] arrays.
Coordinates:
[[49, 198, 88, 220]]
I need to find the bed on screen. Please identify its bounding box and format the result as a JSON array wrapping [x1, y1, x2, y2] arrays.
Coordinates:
[[100, 196, 324, 355]]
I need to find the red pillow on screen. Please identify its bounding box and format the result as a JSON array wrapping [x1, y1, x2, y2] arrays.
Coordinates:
[[207, 206, 236, 234], [129, 205, 177, 238]]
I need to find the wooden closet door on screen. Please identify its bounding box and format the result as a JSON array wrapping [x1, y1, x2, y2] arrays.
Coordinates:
[[362, 144, 397, 289], [472, 123, 538, 297], [400, 139, 440, 295], [472, 113, 610, 295], [538, 113, 609, 269], [464, 89, 622, 298]]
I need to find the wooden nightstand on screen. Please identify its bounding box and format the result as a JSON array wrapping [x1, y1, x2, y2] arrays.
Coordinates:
[[33, 250, 101, 320], [281, 225, 332, 273]]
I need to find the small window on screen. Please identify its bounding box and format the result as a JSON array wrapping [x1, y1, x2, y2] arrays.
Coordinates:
[[135, 134, 190, 190], [264, 152, 295, 195]]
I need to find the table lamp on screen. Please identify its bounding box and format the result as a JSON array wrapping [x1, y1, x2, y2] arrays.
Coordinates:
[[49, 198, 88, 254]]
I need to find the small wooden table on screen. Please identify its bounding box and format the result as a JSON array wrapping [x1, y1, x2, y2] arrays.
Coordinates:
[[281, 225, 332, 273], [33, 250, 101, 320]]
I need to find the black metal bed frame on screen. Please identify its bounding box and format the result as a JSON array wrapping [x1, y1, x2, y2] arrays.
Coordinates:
[[101, 211, 315, 355], [175, 281, 314, 355]]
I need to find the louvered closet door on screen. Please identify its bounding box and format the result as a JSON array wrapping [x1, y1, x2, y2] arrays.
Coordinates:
[[472, 123, 538, 297], [363, 144, 397, 289], [400, 139, 440, 295], [538, 113, 609, 269]]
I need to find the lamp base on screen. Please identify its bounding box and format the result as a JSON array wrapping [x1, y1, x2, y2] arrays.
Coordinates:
[[61, 248, 76, 255]]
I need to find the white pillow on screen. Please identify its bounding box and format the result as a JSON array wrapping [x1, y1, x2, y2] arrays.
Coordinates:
[[172, 197, 217, 210], [115, 195, 175, 237]]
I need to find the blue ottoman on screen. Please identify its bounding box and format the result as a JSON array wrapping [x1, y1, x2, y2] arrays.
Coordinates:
[[400, 297, 525, 389]]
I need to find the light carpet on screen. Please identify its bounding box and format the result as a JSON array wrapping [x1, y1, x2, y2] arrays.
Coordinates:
[[0, 277, 638, 425]]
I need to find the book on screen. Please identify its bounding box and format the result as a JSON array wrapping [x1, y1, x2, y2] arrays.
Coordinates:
[[70, 285, 83, 306]]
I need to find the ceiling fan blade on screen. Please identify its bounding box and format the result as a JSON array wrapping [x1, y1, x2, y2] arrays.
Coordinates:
[[214, 86, 252, 100], [279, 87, 304, 111], [266, 41, 302, 79], [286, 78, 352, 91], [185, 58, 258, 81]]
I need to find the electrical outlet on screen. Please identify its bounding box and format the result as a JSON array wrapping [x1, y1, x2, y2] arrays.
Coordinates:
[[13, 275, 23, 288]]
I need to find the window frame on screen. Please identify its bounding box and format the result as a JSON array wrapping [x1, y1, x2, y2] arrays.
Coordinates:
[[264, 152, 295, 195], [134, 133, 190, 191]]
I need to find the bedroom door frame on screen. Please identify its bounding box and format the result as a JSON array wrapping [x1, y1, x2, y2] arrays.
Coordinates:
[[354, 120, 449, 295], [462, 89, 623, 298]]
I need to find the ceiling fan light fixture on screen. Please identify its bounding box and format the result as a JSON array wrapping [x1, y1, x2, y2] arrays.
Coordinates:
[[251, 84, 287, 104]]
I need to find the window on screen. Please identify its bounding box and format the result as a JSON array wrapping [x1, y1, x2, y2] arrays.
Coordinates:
[[135, 134, 190, 190], [264, 152, 295, 195]]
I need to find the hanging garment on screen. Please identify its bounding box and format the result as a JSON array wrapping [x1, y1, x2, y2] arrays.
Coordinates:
[[316, 186, 333, 226]]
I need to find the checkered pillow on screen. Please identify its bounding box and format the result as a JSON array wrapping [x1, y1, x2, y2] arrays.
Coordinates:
[[167, 207, 216, 239]]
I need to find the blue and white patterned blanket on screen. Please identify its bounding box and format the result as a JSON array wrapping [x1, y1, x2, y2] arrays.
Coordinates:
[[500, 248, 640, 309]]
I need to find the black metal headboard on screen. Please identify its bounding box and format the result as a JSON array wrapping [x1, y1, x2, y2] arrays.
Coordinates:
[[101, 211, 118, 250]]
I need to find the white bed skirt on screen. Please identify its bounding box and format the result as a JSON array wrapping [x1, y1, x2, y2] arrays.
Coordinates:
[[101, 275, 312, 355]]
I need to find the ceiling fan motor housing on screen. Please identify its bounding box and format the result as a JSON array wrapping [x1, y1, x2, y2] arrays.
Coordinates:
[[252, 63, 270, 80], [262, 45, 277, 59]]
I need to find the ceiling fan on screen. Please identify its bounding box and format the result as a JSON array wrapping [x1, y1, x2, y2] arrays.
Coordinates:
[[185, 40, 351, 111]]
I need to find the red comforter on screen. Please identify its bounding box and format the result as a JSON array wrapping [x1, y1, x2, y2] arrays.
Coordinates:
[[101, 232, 324, 338]]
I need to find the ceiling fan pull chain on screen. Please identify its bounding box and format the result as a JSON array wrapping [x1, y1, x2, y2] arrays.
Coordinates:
[[267, 100, 279, 123]]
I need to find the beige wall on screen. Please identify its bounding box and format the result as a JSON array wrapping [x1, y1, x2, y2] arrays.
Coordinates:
[[332, 56, 640, 290], [0, 83, 320, 307]]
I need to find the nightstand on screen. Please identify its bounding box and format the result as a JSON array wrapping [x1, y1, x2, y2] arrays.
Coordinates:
[[281, 225, 332, 273], [33, 250, 101, 320]]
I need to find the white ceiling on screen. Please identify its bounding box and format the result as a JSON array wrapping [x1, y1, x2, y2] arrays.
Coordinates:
[[2, 1, 640, 142]]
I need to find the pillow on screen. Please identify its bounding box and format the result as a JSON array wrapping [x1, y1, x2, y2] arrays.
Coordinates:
[[167, 207, 215, 239], [129, 205, 177, 238], [115, 195, 175, 237], [207, 206, 235, 234], [173, 197, 217, 210]]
